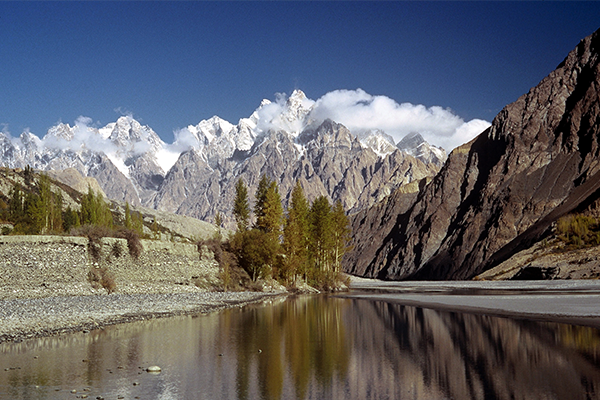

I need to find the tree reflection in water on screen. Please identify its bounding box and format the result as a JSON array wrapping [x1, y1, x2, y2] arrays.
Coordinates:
[[2, 296, 600, 399]]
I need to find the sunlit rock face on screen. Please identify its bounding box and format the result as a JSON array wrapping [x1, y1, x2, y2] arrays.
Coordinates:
[[151, 119, 440, 227], [345, 27, 600, 280]]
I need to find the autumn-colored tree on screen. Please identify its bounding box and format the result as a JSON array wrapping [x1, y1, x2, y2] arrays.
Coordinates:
[[309, 195, 333, 273], [282, 181, 311, 283], [330, 200, 352, 273]]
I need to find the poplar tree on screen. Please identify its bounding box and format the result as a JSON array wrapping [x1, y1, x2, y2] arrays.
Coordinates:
[[253, 174, 271, 227], [309, 196, 332, 273], [282, 181, 311, 283], [80, 186, 113, 227], [8, 183, 24, 222], [63, 206, 80, 232], [256, 180, 283, 235], [38, 174, 62, 233], [125, 202, 133, 229], [233, 178, 250, 232], [330, 200, 351, 273]]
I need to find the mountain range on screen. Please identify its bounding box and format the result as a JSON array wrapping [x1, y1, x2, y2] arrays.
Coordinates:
[[0, 90, 446, 228]]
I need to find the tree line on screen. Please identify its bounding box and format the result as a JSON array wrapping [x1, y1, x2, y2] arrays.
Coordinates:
[[2, 171, 147, 238], [227, 175, 352, 290]]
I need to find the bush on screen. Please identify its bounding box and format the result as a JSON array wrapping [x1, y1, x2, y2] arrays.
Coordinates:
[[111, 241, 124, 258], [197, 238, 223, 264], [117, 228, 142, 259], [88, 267, 116, 293]]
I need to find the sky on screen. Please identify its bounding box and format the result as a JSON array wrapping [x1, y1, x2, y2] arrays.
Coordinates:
[[1, 1, 600, 150]]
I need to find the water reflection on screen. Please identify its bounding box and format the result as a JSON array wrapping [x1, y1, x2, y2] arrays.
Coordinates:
[[1, 296, 600, 399]]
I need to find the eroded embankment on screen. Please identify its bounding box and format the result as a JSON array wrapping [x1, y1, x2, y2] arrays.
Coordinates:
[[0, 235, 219, 300]]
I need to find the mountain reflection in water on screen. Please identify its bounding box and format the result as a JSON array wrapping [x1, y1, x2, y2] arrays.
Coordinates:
[[1, 295, 600, 399]]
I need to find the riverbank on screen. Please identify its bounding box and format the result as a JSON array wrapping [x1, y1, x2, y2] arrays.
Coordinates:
[[345, 279, 600, 328], [0, 234, 288, 343], [0, 291, 286, 343]]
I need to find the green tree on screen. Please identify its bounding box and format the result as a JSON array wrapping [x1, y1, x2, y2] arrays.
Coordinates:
[[233, 178, 251, 232], [80, 186, 113, 228], [124, 202, 132, 229], [152, 216, 159, 239], [132, 210, 144, 235], [22, 192, 44, 234], [254, 174, 271, 225], [232, 229, 278, 282], [8, 183, 24, 222], [256, 180, 283, 235], [38, 174, 62, 233], [282, 181, 311, 283], [63, 206, 80, 232]]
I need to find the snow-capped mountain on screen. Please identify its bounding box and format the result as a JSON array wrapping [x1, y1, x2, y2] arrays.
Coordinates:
[[0, 90, 448, 226], [397, 132, 447, 168]]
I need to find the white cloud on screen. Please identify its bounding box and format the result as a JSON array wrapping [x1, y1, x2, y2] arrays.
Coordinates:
[[308, 89, 490, 150], [255, 92, 316, 135]]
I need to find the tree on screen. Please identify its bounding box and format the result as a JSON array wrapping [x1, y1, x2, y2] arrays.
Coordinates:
[[38, 174, 62, 233], [254, 174, 271, 225], [282, 181, 311, 283], [214, 211, 223, 240], [63, 206, 80, 232], [309, 196, 332, 273], [330, 200, 352, 273], [8, 183, 24, 222], [233, 178, 251, 232], [214, 211, 223, 228], [233, 229, 278, 282], [80, 186, 113, 228], [256, 180, 283, 235], [124, 202, 133, 229]]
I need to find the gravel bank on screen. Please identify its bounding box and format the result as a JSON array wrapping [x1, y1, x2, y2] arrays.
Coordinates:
[[0, 291, 285, 343]]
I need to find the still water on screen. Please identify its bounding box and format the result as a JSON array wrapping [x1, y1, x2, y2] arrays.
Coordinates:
[[2, 295, 600, 400]]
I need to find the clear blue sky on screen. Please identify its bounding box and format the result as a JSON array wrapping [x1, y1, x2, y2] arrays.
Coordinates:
[[1, 1, 599, 143]]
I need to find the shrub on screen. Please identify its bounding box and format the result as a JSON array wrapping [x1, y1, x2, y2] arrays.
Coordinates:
[[197, 238, 223, 264], [88, 267, 116, 293], [117, 228, 143, 259], [111, 241, 124, 258]]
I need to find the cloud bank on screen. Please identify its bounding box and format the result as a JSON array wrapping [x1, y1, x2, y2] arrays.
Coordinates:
[[308, 89, 490, 150]]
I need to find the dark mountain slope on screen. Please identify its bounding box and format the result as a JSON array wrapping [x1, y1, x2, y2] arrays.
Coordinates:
[[345, 27, 600, 280]]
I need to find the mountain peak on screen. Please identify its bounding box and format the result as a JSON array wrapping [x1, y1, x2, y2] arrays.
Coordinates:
[[397, 132, 425, 150]]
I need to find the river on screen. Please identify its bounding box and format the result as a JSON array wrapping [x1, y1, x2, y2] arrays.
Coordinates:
[[1, 294, 600, 399]]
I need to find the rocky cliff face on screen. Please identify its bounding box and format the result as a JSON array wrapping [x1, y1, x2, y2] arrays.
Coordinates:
[[345, 27, 600, 280]]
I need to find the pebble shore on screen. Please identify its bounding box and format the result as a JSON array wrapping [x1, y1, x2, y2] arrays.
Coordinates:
[[0, 291, 285, 343]]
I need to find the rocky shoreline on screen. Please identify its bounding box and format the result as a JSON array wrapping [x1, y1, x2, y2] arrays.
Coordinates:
[[0, 291, 286, 344]]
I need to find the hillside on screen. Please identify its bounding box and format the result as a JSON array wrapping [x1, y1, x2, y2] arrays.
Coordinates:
[[0, 167, 218, 242], [344, 27, 600, 280]]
